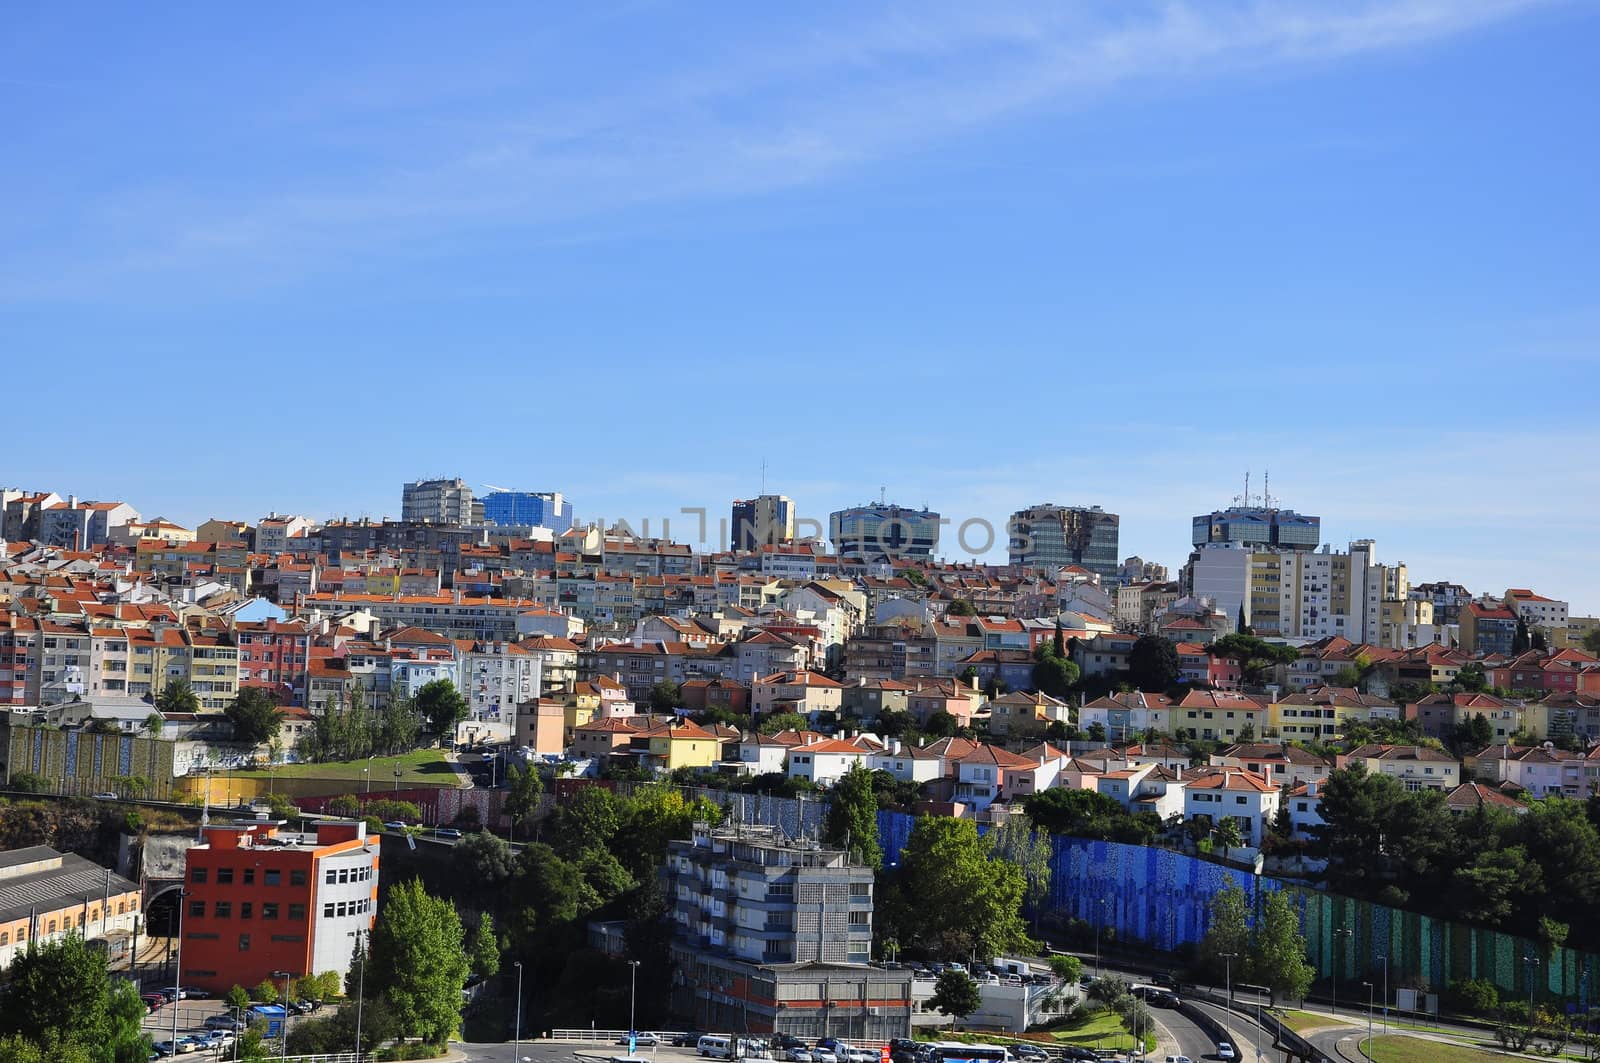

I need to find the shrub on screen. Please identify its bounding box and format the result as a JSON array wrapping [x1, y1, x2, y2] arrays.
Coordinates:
[[1448, 978, 1499, 1015]]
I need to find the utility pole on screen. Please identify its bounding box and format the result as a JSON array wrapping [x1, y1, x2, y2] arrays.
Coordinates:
[[1331, 927, 1352, 1019], [513, 961, 524, 1063], [1363, 981, 1374, 1057], [171, 890, 186, 1055]]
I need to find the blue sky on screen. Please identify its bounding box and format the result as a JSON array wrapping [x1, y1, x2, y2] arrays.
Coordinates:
[[4, 2, 1597, 610]]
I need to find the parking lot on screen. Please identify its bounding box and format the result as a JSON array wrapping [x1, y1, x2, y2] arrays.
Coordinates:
[[137, 993, 331, 1056]]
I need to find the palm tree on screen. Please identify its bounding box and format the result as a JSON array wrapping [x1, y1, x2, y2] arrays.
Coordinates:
[[1215, 818, 1244, 861]]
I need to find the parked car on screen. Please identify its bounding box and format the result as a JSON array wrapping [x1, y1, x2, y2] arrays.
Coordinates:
[[175, 1037, 206, 1054], [786, 1049, 813, 1062], [141, 993, 166, 1011], [617, 1032, 659, 1047], [382, 821, 407, 831], [151, 1042, 178, 1057], [1057, 1049, 1098, 1062], [179, 986, 211, 999], [204, 1016, 246, 1032], [811, 1049, 837, 1063], [1012, 1044, 1048, 1061], [433, 827, 463, 839], [671, 1032, 704, 1047], [92, 791, 120, 800]]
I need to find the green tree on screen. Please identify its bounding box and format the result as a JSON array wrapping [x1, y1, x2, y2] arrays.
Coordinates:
[[823, 763, 883, 869], [155, 677, 199, 714], [0, 933, 145, 1061], [1128, 636, 1180, 693], [946, 599, 976, 617], [504, 761, 544, 837], [1206, 634, 1300, 688], [986, 815, 1053, 930], [922, 711, 960, 738], [1512, 616, 1531, 654], [367, 879, 470, 1044], [1583, 629, 1600, 656], [551, 784, 622, 859], [1254, 890, 1314, 1004], [226, 687, 285, 746], [225, 985, 250, 1011], [1031, 642, 1079, 699], [143, 712, 164, 737], [1048, 954, 1083, 983], [648, 680, 683, 712], [1197, 884, 1251, 987], [929, 969, 982, 1020], [1452, 713, 1494, 752], [1213, 817, 1243, 860], [253, 978, 282, 1003], [1455, 662, 1488, 693], [414, 679, 469, 740], [468, 913, 500, 978], [6, 772, 48, 794], [890, 816, 1030, 959], [758, 712, 809, 735], [378, 693, 422, 754]]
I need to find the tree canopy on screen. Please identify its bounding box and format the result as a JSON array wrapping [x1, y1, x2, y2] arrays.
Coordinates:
[[1031, 641, 1079, 699], [882, 816, 1030, 959], [226, 687, 285, 745], [929, 970, 981, 1019], [1128, 635, 1180, 693], [823, 763, 883, 870], [154, 678, 198, 714], [367, 879, 470, 1044], [415, 679, 469, 737], [0, 933, 147, 1063], [1206, 634, 1300, 687]]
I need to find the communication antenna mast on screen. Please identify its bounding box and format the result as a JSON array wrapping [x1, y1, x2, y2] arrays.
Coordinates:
[[760, 458, 768, 495], [1263, 468, 1273, 510]]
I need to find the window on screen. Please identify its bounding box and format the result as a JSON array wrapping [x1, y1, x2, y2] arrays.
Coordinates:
[[264, 870, 281, 887], [338, 869, 350, 884], [290, 870, 307, 887], [243, 869, 255, 885], [336, 902, 348, 917], [323, 903, 335, 919], [289, 904, 306, 921], [189, 867, 208, 884], [238, 934, 250, 951], [216, 867, 234, 885], [270, 934, 305, 943], [325, 869, 337, 885], [189, 901, 205, 919], [240, 902, 253, 920], [214, 902, 231, 919], [262, 903, 279, 920], [47, 920, 56, 934]]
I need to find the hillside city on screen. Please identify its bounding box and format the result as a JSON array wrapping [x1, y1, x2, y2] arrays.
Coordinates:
[[1, 480, 1597, 1062]]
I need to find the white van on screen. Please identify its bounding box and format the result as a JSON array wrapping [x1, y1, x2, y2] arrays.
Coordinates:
[[699, 1035, 734, 1059]]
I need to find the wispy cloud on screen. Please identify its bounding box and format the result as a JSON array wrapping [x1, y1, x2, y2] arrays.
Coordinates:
[[1, 0, 1562, 299]]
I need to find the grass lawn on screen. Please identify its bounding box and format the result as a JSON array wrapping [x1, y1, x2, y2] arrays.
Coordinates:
[[222, 748, 458, 786], [1362, 1035, 1503, 1063], [1044, 1012, 1155, 1053], [1276, 1009, 1350, 1033]]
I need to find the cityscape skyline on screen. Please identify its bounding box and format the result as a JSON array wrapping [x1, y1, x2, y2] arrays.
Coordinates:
[[6, 469, 1594, 615]]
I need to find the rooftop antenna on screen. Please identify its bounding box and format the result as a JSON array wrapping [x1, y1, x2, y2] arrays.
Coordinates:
[[760, 458, 768, 495], [1263, 468, 1273, 510]]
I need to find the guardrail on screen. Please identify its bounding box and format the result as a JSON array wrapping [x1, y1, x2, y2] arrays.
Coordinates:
[[549, 1030, 692, 1043], [278, 1054, 362, 1063]]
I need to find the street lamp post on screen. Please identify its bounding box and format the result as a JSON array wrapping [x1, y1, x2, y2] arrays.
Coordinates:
[[1363, 981, 1374, 1057], [1222, 952, 1238, 1006], [1331, 928, 1353, 1019], [1525, 954, 1542, 1026], [514, 961, 524, 1063], [1379, 954, 1389, 1035], [277, 970, 294, 1063], [353, 930, 366, 1060], [171, 890, 186, 1056], [629, 959, 641, 1042]]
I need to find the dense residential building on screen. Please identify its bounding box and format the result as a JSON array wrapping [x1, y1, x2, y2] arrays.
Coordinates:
[[663, 822, 910, 1038], [1007, 504, 1120, 581], [181, 821, 379, 994], [1340, 744, 1461, 791], [1503, 588, 1569, 632], [1460, 601, 1518, 655], [1192, 504, 1321, 551], [1182, 768, 1281, 848], [829, 502, 941, 563], [38, 499, 139, 549], [731, 495, 796, 551], [400, 478, 478, 526], [0, 846, 142, 971], [1410, 581, 1473, 626], [481, 490, 574, 530]]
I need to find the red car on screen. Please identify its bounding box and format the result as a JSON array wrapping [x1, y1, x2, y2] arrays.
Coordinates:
[[141, 993, 166, 1011]]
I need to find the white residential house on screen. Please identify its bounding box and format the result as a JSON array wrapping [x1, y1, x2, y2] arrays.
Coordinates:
[[1475, 744, 1589, 800], [1211, 743, 1332, 789], [1284, 780, 1326, 838], [785, 737, 876, 787], [868, 742, 948, 785], [1182, 768, 1281, 849]]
